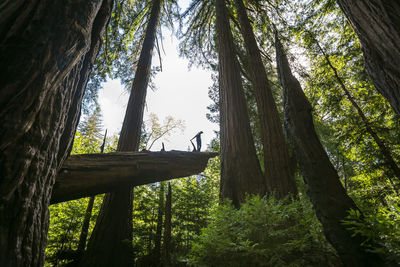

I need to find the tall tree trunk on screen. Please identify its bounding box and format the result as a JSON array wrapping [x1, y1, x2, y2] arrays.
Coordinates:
[[275, 35, 386, 266], [234, 0, 297, 198], [312, 36, 400, 195], [76, 196, 96, 257], [75, 130, 107, 262], [336, 0, 400, 116], [81, 0, 162, 266], [153, 182, 165, 265], [215, 0, 266, 207], [162, 182, 172, 267], [0, 1, 113, 266]]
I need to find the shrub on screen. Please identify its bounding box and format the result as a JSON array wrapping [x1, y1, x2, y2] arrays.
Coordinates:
[[189, 195, 338, 266], [343, 204, 400, 264]]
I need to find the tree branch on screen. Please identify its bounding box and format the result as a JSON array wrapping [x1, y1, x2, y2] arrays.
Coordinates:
[[51, 150, 218, 204]]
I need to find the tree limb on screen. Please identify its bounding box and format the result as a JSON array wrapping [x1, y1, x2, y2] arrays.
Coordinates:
[[51, 151, 218, 204]]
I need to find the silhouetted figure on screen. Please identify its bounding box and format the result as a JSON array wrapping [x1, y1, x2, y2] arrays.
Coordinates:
[[161, 142, 165, 152], [190, 140, 196, 152], [190, 131, 203, 152]]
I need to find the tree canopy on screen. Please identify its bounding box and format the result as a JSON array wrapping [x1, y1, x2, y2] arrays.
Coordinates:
[[1, 0, 400, 266]]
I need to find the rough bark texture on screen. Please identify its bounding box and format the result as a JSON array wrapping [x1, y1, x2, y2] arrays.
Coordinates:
[[162, 182, 172, 267], [51, 151, 217, 203], [336, 0, 400, 116], [234, 0, 297, 197], [215, 0, 266, 207], [275, 36, 385, 266], [0, 1, 113, 266], [81, 0, 162, 265]]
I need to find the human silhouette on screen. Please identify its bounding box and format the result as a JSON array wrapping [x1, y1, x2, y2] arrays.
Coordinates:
[[161, 142, 165, 152], [190, 140, 196, 152], [190, 131, 203, 152]]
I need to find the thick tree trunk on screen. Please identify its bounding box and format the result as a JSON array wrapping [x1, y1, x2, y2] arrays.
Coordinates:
[[313, 37, 400, 195], [81, 0, 162, 265], [275, 36, 385, 266], [162, 182, 172, 267], [234, 0, 297, 197], [0, 1, 113, 266], [336, 0, 400, 116], [215, 0, 266, 207], [52, 151, 217, 203]]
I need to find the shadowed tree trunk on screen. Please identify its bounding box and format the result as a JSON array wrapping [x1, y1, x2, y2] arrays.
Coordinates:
[[162, 182, 172, 267], [80, 0, 162, 266], [234, 0, 297, 197], [275, 35, 386, 266], [0, 1, 113, 266], [215, 0, 266, 207], [336, 0, 400, 116], [153, 182, 165, 265], [75, 131, 107, 263], [77, 196, 95, 256]]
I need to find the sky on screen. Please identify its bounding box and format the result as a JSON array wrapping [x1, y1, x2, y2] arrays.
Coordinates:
[[98, 33, 219, 151]]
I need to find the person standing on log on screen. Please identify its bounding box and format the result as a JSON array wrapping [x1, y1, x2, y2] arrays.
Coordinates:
[[191, 131, 203, 151]]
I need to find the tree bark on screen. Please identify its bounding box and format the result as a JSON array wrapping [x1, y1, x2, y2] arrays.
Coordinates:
[[275, 35, 385, 266], [0, 1, 113, 266], [162, 182, 172, 267], [52, 151, 217, 204], [215, 0, 266, 207], [336, 0, 400, 116], [234, 0, 297, 198], [81, 0, 162, 265]]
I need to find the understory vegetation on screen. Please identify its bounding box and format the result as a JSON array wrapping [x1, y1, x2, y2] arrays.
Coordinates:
[[43, 0, 399, 266]]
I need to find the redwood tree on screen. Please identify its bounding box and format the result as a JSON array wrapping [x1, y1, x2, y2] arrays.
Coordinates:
[[80, 0, 162, 265], [336, 0, 400, 116], [215, 0, 266, 207], [234, 0, 297, 197], [0, 0, 113, 266], [275, 35, 385, 266]]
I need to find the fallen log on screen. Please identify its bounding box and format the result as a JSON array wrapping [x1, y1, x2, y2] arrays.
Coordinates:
[[51, 150, 218, 204]]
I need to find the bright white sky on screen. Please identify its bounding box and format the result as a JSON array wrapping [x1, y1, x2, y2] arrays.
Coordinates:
[[98, 31, 218, 151]]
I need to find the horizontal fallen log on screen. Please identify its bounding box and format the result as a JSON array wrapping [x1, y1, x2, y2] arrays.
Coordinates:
[[51, 150, 218, 204]]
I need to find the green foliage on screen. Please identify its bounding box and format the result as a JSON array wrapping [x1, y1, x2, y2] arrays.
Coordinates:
[[46, 197, 104, 266], [46, 108, 115, 266], [189, 195, 338, 266], [83, 0, 181, 113], [179, 0, 217, 69], [343, 205, 400, 263], [132, 183, 161, 259], [45, 1, 400, 265], [290, 0, 400, 210], [131, 156, 220, 265]]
